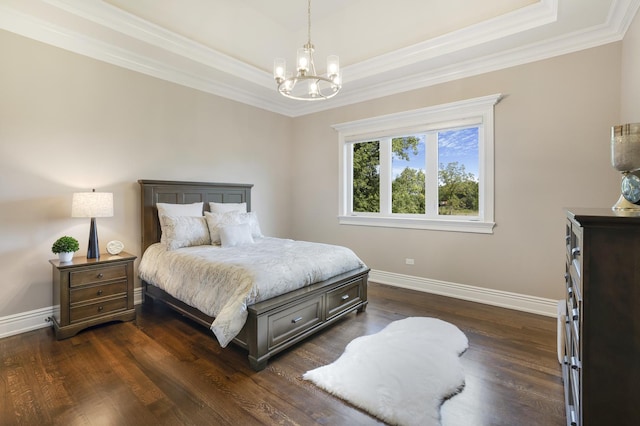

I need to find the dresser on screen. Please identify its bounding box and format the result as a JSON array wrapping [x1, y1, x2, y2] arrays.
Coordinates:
[[50, 252, 136, 339], [563, 209, 640, 425]]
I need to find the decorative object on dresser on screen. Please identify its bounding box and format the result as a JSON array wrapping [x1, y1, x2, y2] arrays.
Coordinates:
[[303, 317, 468, 426], [71, 189, 114, 259], [51, 235, 79, 263], [49, 252, 136, 339], [563, 209, 640, 425], [611, 123, 640, 211], [138, 179, 369, 371]]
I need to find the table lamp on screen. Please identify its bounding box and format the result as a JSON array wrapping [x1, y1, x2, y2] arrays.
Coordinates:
[[71, 189, 113, 259]]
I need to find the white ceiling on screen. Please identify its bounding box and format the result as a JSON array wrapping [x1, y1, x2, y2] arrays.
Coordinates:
[[1, 0, 639, 117]]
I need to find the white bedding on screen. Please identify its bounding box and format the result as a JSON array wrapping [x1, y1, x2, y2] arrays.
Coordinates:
[[138, 237, 366, 347]]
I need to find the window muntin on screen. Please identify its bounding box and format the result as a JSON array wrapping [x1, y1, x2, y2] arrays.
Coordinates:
[[336, 94, 500, 234]]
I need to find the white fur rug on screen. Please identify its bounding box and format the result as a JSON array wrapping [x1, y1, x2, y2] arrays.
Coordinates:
[[303, 317, 468, 426]]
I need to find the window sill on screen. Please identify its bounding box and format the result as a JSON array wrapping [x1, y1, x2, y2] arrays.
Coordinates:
[[338, 215, 495, 234]]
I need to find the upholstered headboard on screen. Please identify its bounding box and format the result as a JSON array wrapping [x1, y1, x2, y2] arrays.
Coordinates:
[[138, 179, 253, 253]]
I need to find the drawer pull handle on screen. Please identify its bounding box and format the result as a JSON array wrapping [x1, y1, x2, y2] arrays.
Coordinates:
[[98, 306, 104, 312], [571, 247, 580, 257], [341, 294, 350, 300], [97, 273, 104, 279], [291, 316, 303, 324], [97, 289, 103, 296], [570, 356, 581, 370]]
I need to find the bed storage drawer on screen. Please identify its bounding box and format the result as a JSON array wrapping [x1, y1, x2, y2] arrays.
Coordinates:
[[268, 296, 323, 349], [326, 278, 364, 319]]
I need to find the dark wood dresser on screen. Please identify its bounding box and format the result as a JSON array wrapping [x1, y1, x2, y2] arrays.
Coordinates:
[[50, 252, 136, 339], [563, 209, 640, 425]]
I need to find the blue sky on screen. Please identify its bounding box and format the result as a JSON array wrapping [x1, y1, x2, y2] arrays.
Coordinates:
[[392, 127, 479, 179]]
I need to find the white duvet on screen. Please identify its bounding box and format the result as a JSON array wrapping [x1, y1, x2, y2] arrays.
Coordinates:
[[138, 238, 365, 347]]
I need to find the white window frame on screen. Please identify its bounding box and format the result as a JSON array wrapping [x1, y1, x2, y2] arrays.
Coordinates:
[[335, 94, 501, 234]]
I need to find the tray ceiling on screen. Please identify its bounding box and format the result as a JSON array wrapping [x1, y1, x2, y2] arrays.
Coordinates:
[[1, 0, 639, 116]]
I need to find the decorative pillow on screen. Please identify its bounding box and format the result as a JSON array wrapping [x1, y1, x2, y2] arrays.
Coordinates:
[[157, 202, 203, 245], [209, 202, 247, 213], [219, 223, 254, 248], [161, 215, 211, 250], [205, 211, 263, 244]]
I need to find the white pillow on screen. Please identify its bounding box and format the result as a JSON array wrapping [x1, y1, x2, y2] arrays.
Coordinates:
[[157, 202, 204, 245], [219, 223, 254, 248], [157, 202, 203, 217], [209, 202, 247, 213], [205, 211, 263, 244], [161, 215, 211, 250]]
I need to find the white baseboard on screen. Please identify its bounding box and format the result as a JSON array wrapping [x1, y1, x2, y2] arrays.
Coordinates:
[[0, 287, 143, 340], [1, 276, 556, 340], [369, 269, 559, 317]]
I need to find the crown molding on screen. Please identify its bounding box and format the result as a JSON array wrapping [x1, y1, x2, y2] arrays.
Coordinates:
[[1, 0, 638, 117]]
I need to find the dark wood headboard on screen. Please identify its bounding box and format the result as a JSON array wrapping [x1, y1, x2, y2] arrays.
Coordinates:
[[138, 180, 253, 253]]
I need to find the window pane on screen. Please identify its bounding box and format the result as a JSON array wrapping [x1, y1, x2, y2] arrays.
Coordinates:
[[352, 141, 380, 212], [392, 135, 425, 214], [438, 127, 479, 216]]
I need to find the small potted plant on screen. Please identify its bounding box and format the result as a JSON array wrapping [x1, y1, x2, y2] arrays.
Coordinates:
[[52, 236, 80, 262]]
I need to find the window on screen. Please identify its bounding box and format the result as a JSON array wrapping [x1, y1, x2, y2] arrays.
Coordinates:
[[335, 94, 501, 233]]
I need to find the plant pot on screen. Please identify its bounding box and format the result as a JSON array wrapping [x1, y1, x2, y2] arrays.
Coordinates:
[[58, 252, 74, 263]]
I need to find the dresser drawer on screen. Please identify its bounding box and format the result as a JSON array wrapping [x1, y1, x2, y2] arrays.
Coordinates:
[[70, 297, 128, 323], [268, 296, 323, 349], [326, 279, 364, 319], [70, 265, 127, 287], [70, 281, 127, 304]]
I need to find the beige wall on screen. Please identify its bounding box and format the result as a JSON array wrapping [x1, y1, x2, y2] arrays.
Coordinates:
[[0, 24, 632, 318], [290, 43, 622, 301], [0, 30, 293, 317], [622, 6, 640, 122]]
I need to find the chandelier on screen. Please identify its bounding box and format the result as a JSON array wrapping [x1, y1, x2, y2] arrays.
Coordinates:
[[273, 0, 341, 101]]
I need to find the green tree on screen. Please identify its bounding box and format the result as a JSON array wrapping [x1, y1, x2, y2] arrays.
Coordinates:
[[391, 136, 424, 213], [392, 167, 425, 213], [392, 136, 420, 160], [353, 141, 380, 212], [438, 162, 478, 215]]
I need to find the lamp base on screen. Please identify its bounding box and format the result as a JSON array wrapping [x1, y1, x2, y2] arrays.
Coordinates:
[[87, 217, 100, 259]]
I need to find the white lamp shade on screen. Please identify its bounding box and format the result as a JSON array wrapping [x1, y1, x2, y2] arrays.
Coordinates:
[[71, 191, 114, 218]]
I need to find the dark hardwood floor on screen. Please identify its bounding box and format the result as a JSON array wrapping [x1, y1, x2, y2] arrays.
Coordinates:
[[0, 283, 565, 425]]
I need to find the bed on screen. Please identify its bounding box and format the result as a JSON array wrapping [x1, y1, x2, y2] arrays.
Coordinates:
[[138, 179, 369, 371]]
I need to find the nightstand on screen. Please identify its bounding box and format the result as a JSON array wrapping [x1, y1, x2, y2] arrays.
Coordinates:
[[49, 252, 136, 339]]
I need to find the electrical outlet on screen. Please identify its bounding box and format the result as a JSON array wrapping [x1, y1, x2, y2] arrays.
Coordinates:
[[405, 258, 414, 265]]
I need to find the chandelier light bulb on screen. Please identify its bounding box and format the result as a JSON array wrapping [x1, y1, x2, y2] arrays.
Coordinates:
[[273, 58, 286, 81], [309, 81, 319, 96], [327, 55, 339, 77]]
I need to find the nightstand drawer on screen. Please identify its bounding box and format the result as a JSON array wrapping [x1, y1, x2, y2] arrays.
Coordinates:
[[70, 297, 128, 323], [70, 265, 127, 287], [70, 281, 127, 304], [326, 278, 364, 319]]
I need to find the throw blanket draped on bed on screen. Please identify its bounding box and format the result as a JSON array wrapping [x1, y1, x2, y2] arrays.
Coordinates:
[[138, 238, 365, 347]]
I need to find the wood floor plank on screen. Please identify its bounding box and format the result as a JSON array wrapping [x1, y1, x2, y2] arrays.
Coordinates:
[[0, 282, 565, 425]]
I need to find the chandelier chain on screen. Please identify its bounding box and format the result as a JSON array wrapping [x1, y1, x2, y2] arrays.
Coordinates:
[[307, 0, 311, 46]]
